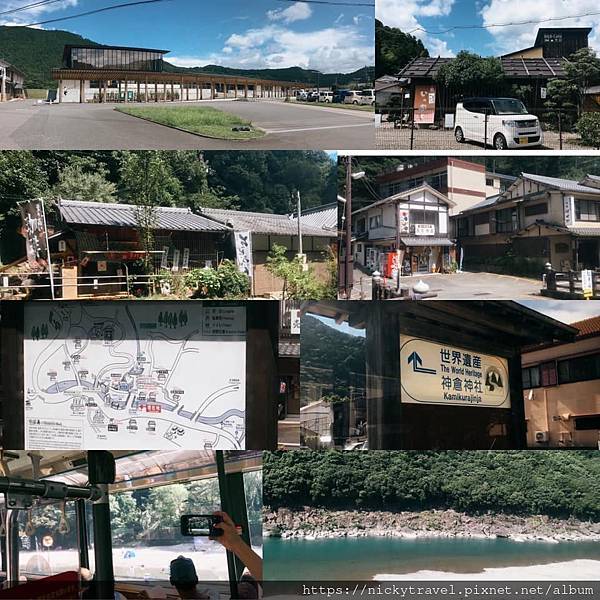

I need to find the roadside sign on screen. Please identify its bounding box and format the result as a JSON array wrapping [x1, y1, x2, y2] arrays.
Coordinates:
[[400, 336, 511, 408], [582, 269, 593, 299]]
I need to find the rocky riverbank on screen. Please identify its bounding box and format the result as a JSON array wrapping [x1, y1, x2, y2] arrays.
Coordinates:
[[264, 507, 600, 543]]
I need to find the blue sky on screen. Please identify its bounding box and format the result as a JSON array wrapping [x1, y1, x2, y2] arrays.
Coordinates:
[[377, 0, 600, 58], [0, 0, 374, 72]]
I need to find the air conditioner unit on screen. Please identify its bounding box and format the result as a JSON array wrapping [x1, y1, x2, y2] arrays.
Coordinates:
[[535, 430, 549, 443]]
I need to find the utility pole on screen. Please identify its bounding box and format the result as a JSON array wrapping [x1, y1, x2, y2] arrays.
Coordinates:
[[296, 190, 303, 257], [344, 156, 353, 299]]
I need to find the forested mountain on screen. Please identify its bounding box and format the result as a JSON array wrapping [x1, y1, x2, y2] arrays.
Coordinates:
[[264, 451, 600, 520], [0, 150, 336, 263], [0, 26, 98, 88], [0, 26, 374, 89], [300, 315, 365, 396], [375, 19, 428, 78]]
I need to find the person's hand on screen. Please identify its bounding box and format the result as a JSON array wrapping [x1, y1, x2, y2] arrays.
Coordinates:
[[210, 511, 243, 551]]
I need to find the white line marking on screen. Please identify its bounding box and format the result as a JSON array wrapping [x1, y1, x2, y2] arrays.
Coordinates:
[[266, 123, 373, 134]]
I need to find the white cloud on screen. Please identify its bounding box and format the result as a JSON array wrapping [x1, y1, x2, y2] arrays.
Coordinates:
[[169, 23, 374, 73], [518, 300, 600, 324], [0, 0, 78, 27], [267, 2, 312, 24], [481, 0, 599, 54], [376, 0, 456, 57]]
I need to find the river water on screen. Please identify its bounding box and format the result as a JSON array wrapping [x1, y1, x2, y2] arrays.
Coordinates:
[[264, 536, 600, 580]]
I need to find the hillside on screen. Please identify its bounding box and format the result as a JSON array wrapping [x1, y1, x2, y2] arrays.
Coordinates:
[[0, 26, 98, 88], [264, 451, 600, 520], [0, 26, 374, 89]]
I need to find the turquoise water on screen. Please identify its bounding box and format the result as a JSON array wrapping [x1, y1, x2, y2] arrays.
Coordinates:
[[264, 537, 600, 580]]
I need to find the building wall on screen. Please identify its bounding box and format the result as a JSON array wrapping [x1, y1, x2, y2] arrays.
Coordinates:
[[523, 335, 600, 448], [446, 162, 487, 215], [502, 47, 544, 59]]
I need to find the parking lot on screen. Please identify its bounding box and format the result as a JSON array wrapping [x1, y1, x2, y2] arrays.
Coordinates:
[[375, 122, 584, 150]]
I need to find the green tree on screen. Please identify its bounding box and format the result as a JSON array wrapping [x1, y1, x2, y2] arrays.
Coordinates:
[[435, 51, 504, 95], [564, 47, 600, 115], [53, 156, 117, 202], [141, 484, 189, 532], [375, 19, 429, 78], [266, 244, 335, 301], [110, 491, 143, 544], [120, 152, 183, 269]]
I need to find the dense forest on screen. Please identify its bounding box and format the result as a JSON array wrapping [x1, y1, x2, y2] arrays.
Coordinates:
[[0, 150, 336, 263], [0, 26, 374, 90], [264, 451, 600, 520], [341, 156, 600, 210], [375, 19, 428, 78], [300, 315, 365, 402]]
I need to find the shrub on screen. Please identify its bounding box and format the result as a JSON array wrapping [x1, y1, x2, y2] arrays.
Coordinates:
[[576, 113, 600, 148], [184, 260, 250, 299]]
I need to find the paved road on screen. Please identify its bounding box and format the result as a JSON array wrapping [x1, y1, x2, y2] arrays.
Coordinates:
[[0, 99, 374, 150], [351, 271, 551, 300]]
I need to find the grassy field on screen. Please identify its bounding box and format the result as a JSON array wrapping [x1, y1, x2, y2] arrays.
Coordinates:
[[115, 105, 265, 140], [26, 89, 49, 100]]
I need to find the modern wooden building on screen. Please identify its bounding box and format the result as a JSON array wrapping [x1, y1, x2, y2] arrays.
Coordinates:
[[52, 44, 303, 103], [383, 27, 591, 115], [300, 300, 577, 450]]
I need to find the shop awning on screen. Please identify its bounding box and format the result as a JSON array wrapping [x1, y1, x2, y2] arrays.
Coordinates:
[[400, 237, 454, 247]]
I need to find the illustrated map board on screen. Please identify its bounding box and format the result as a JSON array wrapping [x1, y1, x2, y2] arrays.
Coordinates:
[[400, 336, 511, 409], [24, 303, 246, 450]]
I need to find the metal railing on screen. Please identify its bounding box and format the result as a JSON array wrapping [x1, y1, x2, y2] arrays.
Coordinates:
[[542, 268, 600, 299], [376, 106, 588, 150]]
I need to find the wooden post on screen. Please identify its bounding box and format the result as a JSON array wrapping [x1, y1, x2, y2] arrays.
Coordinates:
[[137, 81, 141, 102], [124, 80, 128, 103], [145, 77, 149, 102], [171, 81, 174, 101], [79, 79, 84, 103], [154, 81, 158, 102], [244, 83, 248, 99], [59, 79, 63, 103]]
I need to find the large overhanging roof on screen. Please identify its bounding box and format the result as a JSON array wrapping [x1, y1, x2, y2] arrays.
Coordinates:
[[58, 199, 230, 232], [397, 56, 566, 79], [302, 300, 577, 355]]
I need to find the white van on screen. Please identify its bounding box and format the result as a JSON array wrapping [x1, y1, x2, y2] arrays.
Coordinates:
[[319, 91, 334, 102], [454, 97, 543, 149]]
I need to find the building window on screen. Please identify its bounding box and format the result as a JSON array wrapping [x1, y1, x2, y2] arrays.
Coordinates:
[[574, 415, 600, 430], [540, 361, 558, 386], [575, 199, 600, 221], [522, 365, 541, 388], [524, 203, 548, 217], [357, 244, 363, 252], [555, 242, 570, 253], [369, 214, 382, 229], [558, 352, 600, 384], [486, 177, 494, 187], [495, 207, 517, 233], [357, 218, 366, 233], [457, 217, 471, 237]]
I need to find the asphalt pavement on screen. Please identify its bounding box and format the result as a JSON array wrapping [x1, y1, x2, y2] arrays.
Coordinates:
[[350, 271, 551, 300], [0, 99, 374, 150]]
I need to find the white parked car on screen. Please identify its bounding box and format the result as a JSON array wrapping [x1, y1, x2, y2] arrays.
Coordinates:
[[359, 89, 375, 106], [319, 91, 334, 102], [454, 97, 543, 149], [344, 91, 362, 105], [296, 89, 308, 101]]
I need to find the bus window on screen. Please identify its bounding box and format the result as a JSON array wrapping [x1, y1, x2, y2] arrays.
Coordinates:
[[243, 470, 263, 555], [18, 501, 79, 578], [108, 478, 229, 581]]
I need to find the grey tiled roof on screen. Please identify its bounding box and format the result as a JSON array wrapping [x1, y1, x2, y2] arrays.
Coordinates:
[[569, 227, 600, 237], [58, 199, 230, 232], [461, 194, 503, 213], [522, 173, 600, 195], [279, 340, 300, 357], [296, 203, 337, 230], [200, 207, 334, 237]]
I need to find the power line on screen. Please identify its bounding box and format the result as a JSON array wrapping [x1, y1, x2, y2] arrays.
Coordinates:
[[0, 0, 67, 17], [20, 0, 373, 27], [402, 11, 600, 35]]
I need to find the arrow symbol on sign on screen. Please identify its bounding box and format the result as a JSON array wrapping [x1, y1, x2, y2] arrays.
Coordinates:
[[407, 351, 437, 375]]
